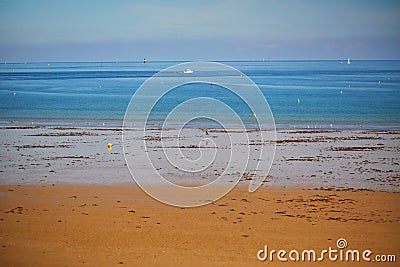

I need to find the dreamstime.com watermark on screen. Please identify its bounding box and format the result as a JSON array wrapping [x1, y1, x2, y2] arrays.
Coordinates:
[[257, 238, 396, 263]]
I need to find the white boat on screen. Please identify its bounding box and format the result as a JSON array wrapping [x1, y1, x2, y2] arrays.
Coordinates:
[[183, 68, 194, 74], [347, 58, 351, 65]]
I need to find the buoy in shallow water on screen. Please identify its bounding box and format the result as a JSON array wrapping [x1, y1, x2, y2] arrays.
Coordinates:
[[13, 92, 16, 96], [297, 98, 301, 104], [107, 143, 113, 151], [340, 90, 343, 95], [253, 113, 257, 119], [348, 84, 350, 88]]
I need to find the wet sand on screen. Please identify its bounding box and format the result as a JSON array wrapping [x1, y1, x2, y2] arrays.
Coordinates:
[[1, 126, 399, 190]]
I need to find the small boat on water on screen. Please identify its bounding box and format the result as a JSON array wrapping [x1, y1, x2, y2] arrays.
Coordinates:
[[183, 68, 194, 74], [347, 58, 351, 65]]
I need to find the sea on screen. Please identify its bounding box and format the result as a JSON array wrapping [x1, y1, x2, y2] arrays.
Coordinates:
[[1, 60, 399, 130]]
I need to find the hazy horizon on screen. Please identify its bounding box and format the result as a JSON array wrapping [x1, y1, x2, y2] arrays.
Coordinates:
[[1, 0, 399, 62], [3, 59, 400, 64]]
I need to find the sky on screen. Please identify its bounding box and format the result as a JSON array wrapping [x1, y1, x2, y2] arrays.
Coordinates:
[[0, 0, 399, 62]]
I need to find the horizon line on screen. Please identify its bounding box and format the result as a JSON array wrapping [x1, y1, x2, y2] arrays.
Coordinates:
[[2, 59, 400, 64]]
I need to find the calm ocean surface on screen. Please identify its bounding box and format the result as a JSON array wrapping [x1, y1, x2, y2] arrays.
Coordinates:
[[0, 60, 399, 129]]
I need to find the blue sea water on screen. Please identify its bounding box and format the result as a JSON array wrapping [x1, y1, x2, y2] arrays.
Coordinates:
[[0, 60, 399, 129]]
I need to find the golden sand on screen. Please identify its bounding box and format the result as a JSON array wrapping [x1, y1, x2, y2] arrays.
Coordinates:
[[0, 185, 398, 266]]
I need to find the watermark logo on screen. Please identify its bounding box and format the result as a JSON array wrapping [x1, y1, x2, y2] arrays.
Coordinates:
[[257, 238, 396, 263], [336, 237, 348, 249], [122, 62, 276, 207]]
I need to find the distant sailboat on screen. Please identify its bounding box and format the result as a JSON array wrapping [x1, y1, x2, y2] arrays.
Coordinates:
[[183, 68, 194, 74], [347, 58, 351, 65]]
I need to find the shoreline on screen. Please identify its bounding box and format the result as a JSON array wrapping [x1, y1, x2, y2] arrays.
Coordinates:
[[2, 122, 400, 131], [1, 126, 399, 191]]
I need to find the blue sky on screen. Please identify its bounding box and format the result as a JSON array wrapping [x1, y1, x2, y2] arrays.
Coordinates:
[[0, 0, 399, 61]]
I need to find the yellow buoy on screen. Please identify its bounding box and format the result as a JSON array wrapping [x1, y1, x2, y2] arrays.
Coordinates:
[[107, 143, 113, 151], [253, 113, 257, 119], [297, 98, 301, 104]]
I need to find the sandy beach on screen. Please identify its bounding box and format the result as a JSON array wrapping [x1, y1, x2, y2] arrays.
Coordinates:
[[0, 126, 399, 266], [0, 185, 399, 266]]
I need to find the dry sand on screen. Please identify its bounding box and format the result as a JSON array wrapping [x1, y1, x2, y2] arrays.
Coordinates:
[[0, 185, 399, 266]]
